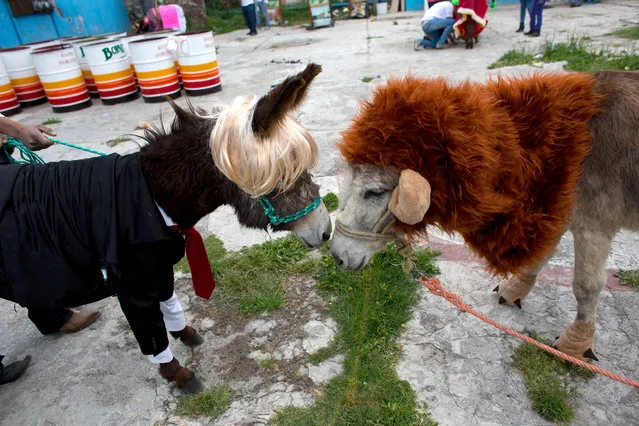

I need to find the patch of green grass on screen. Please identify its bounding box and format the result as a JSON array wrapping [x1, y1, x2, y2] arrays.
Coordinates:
[[606, 26, 639, 40], [513, 331, 595, 424], [270, 244, 440, 426], [288, 257, 321, 276], [308, 341, 342, 365], [175, 235, 227, 274], [487, 49, 535, 69], [206, 5, 310, 34], [206, 11, 247, 34], [106, 136, 131, 147], [260, 357, 277, 371], [220, 235, 308, 314], [41, 118, 61, 125], [322, 192, 339, 212], [361, 76, 374, 83], [489, 37, 639, 71], [176, 386, 232, 418], [280, 5, 310, 26], [176, 234, 309, 315], [617, 269, 639, 290], [238, 282, 286, 314]]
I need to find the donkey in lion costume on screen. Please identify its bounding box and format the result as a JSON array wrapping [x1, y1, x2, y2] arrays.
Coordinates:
[[331, 70, 639, 362]]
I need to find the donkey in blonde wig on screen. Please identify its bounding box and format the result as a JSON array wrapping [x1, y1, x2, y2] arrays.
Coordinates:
[[0, 64, 332, 390], [210, 64, 321, 197]]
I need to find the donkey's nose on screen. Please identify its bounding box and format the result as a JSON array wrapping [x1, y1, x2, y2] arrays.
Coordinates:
[[322, 231, 331, 242]]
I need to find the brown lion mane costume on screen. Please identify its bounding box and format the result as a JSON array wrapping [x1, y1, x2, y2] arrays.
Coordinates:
[[338, 73, 604, 275]]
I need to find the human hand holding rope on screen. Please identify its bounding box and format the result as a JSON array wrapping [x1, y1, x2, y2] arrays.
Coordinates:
[[0, 116, 56, 151], [14, 123, 55, 151]]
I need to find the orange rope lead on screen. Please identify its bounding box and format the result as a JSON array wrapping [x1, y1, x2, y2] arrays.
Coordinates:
[[419, 276, 639, 389]]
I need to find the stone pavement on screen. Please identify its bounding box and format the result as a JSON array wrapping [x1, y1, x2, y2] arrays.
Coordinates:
[[1, 1, 638, 424]]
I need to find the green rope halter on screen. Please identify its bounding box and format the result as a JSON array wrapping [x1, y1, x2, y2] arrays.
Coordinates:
[[258, 195, 322, 226]]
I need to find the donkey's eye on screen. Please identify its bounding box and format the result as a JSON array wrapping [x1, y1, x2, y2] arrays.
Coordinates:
[[363, 189, 386, 199]]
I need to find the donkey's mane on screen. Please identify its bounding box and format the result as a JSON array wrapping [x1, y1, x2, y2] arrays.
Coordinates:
[[339, 72, 605, 275], [137, 99, 225, 228], [139, 99, 218, 151]]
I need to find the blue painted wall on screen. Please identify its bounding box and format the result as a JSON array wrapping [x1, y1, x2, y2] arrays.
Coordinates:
[[0, 0, 130, 48]]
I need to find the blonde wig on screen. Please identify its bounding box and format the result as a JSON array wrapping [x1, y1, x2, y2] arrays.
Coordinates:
[[210, 95, 318, 197]]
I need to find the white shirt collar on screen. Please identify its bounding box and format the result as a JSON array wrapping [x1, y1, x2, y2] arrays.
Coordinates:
[[155, 202, 177, 227]]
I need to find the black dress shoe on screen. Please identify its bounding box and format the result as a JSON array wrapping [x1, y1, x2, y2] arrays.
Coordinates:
[[516, 23, 524, 32], [0, 355, 31, 384], [529, 30, 540, 37]]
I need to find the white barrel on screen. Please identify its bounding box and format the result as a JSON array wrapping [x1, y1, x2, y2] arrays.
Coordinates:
[[71, 36, 107, 98], [119, 34, 146, 87], [31, 44, 92, 113], [84, 39, 138, 104], [173, 30, 221, 95], [0, 58, 21, 115], [146, 30, 182, 84], [128, 36, 181, 103], [105, 31, 129, 40], [0, 47, 47, 106], [143, 29, 182, 38], [22, 38, 62, 51]]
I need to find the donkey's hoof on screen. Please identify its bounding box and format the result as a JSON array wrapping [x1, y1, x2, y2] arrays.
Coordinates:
[[583, 348, 599, 361], [554, 321, 597, 361], [495, 274, 536, 307]]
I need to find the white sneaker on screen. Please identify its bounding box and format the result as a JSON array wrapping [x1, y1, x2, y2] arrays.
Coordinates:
[[414, 39, 424, 51]]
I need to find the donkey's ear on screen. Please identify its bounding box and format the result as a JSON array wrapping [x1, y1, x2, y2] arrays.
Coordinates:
[[167, 97, 201, 130], [251, 63, 322, 136], [389, 169, 431, 225]]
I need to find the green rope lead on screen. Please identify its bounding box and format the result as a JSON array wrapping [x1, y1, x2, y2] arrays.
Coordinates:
[[3, 136, 107, 165], [48, 137, 107, 157], [4, 137, 46, 164]]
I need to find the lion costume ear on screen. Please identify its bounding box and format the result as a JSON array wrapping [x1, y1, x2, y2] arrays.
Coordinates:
[[251, 63, 322, 137], [389, 169, 431, 225]]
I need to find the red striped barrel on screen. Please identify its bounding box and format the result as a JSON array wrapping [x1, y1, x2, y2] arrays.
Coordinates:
[[146, 30, 182, 87], [119, 34, 146, 88], [0, 47, 47, 106], [175, 31, 222, 96], [71, 37, 107, 98], [31, 44, 92, 113], [129, 37, 181, 103], [0, 58, 21, 116], [84, 40, 138, 105]]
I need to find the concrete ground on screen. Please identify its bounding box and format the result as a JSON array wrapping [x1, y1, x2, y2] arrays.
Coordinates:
[[1, 1, 638, 424]]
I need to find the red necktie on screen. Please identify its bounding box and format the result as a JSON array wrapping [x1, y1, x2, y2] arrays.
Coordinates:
[[170, 226, 216, 300]]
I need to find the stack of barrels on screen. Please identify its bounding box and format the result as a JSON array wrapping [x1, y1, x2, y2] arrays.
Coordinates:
[[0, 29, 222, 115]]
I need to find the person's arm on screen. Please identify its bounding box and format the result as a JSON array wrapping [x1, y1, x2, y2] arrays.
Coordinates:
[[0, 117, 56, 151]]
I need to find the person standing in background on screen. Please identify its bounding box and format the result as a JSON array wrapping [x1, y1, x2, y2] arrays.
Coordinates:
[[517, 0, 531, 32], [256, 0, 270, 30], [526, 0, 545, 37], [241, 0, 258, 36]]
